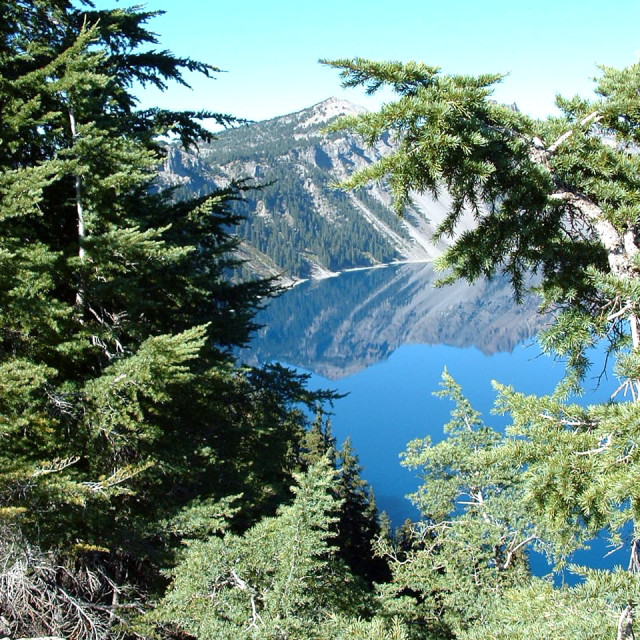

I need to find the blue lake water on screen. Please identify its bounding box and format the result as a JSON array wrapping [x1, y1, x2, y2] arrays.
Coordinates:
[[241, 262, 625, 571], [300, 340, 614, 524]]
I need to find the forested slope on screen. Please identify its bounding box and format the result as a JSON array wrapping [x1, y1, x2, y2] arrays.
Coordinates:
[[158, 97, 456, 282]]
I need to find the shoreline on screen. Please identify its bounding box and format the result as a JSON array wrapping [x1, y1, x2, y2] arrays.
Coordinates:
[[283, 258, 434, 289]]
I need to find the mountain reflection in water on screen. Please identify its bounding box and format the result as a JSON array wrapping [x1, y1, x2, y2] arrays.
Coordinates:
[[240, 263, 614, 535], [240, 262, 544, 379]]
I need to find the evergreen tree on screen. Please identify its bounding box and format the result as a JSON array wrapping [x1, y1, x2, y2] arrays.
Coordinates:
[[375, 373, 532, 638], [325, 56, 640, 637], [300, 409, 338, 466], [335, 437, 388, 583], [0, 2, 331, 637], [150, 458, 406, 639], [300, 414, 388, 583]]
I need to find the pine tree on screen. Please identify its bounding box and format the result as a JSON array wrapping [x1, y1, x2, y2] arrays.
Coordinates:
[[0, 3, 331, 637], [335, 437, 388, 583], [150, 458, 401, 639], [325, 56, 640, 637], [300, 409, 338, 466], [300, 414, 388, 583], [375, 372, 532, 637]]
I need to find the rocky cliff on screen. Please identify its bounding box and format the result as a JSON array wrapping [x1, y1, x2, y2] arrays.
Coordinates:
[[158, 97, 468, 282]]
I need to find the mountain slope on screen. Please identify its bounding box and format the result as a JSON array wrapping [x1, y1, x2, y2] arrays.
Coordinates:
[[159, 97, 460, 282]]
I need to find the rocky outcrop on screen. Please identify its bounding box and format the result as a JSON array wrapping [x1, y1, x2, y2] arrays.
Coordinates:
[[158, 98, 469, 281]]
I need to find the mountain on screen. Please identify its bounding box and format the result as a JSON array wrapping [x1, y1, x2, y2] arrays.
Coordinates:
[[238, 263, 544, 379], [159, 97, 468, 283]]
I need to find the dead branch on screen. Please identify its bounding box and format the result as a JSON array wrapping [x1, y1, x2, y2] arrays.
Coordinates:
[[617, 604, 635, 640], [0, 527, 131, 640]]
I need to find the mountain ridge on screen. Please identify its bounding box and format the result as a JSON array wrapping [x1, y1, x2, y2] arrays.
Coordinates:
[[159, 97, 468, 283]]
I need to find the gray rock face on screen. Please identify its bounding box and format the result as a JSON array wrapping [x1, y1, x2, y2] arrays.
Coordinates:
[[238, 263, 544, 379], [158, 98, 469, 282]]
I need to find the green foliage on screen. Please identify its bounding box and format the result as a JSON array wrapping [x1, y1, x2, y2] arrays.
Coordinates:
[[327, 55, 640, 638], [335, 438, 390, 583], [494, 382, 640, 559], [299, 413, 389, 584], [0, 2, 344, 637], [322, 57, 639, 368], [9, 4, 640, 638], [461, 569, 640, 640], [150, 459, 393, 639], [373, 373, 531, 638]]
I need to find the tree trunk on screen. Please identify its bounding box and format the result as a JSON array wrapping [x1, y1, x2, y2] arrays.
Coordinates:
[[68, 106, 86, 309], [618, 605, 635, 640]]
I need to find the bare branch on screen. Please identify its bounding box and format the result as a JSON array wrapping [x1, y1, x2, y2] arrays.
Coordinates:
[[617, 604, 635, 640], [547, 111, 602, 154], [32, 457, 80, 477], [574, 433, 612, 456], [0, 528, 130, 640], [502, 535, 537, 570], [608, 305, 633, 323]]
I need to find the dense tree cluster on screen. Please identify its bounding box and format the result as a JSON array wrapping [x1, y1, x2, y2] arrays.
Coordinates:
[[236, 167, 398, 277], [0, 2, 383, 638], [5, 1, 640, 638]]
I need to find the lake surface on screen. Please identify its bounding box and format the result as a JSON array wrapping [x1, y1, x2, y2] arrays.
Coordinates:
[[241, 262, 617, 530]]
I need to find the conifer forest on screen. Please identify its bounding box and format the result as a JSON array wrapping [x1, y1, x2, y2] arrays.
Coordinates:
[[3, 2, 640, 639]]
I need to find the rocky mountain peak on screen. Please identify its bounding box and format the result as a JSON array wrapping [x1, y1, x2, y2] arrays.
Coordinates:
[[159, 97, 466, 283], [297, 97, 367, 129]]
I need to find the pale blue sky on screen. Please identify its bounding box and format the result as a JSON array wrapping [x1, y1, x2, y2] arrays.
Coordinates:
[[97, 0, 640, 123]]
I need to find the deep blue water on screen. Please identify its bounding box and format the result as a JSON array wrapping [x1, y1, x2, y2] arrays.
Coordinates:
[[298, 340, 614, 525], [242, 263, 626, 573], [297, 341, 626, 576]]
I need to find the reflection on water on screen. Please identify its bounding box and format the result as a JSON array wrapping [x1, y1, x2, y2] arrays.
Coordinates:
[[242, 263, 616, 545], [240, 262, 544, 379]]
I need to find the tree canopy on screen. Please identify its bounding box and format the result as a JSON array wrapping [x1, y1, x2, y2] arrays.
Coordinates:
[[323, 56, 640, 639], [0, 2, 342, 637], [324, 57, 640, 388]]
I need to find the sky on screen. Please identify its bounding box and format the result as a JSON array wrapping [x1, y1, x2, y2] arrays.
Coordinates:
[[95, 0, 640, 124]]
